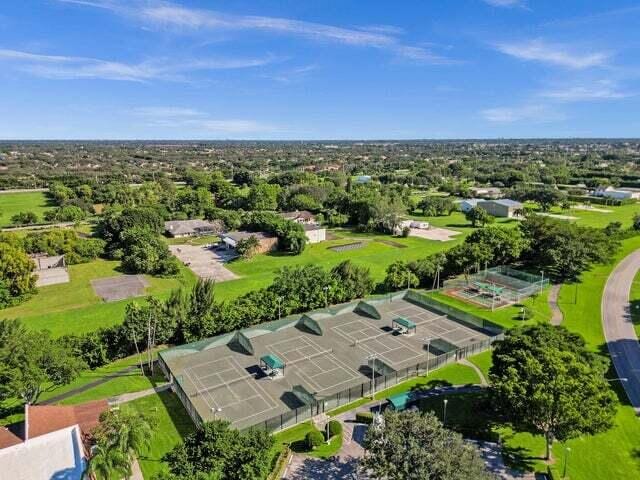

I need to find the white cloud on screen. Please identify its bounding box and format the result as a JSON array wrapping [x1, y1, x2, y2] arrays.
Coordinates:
[[495, 39, 609, 69], [132, 106, 276, 134], [0, 48, 275, 82], [56, 0, 452, 63], [481, 104, 564, 123], [540, 81, 632, 102]]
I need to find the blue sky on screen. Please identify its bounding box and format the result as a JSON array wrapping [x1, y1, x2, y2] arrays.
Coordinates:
[[0, 0, 639, 139]]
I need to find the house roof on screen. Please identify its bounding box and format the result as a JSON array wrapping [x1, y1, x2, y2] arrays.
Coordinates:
[[222, 231, 275, 242], [0, 425, 86, 480], [280, 210, 315, 221], [461, 198, 482, 205], [480, 199, 522, 208], [164, 219, 223, 236], [0, 427, 22, 449], [27, 399, 108, 441], [302, 224, 325, 231]]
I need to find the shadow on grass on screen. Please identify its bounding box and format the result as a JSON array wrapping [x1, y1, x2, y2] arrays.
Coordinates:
[[499, 438, 539, 473]]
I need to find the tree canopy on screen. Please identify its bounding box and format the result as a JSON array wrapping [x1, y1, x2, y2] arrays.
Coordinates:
[[490, 324, 617, 460]]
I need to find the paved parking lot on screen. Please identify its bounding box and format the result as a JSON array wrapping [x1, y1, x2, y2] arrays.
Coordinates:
[[169, 244, 238, 282]]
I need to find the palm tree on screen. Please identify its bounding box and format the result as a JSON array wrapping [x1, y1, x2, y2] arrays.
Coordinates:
[[85, 443, 129, 480], [89, 410, 154, 480]]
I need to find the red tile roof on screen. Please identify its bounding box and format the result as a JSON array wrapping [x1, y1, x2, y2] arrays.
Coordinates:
[[0, 427, 22, 449], [27, 400, 108, 440]]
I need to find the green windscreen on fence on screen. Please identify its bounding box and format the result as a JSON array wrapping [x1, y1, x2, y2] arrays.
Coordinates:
[[297, 314, 323, 335], [355, 301, 382, 320], [228, 331, 255, 355]]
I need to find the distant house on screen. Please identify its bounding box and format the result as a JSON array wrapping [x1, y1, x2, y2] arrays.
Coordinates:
[[303, 224, 326, 244], [355, 175, 372, 184], [477, 199, 523, 218], [0, 400, 108, 480], [220, 231, 278, 254], [279, 210, 317, 225], [459, 198, 482, 213], [594, 186, 640, 200], [164, 219, 224, 238], [470, 186, 502, 199]]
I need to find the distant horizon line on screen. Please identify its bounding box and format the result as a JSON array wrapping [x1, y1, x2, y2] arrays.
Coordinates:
[[1, 137, 639, 143]]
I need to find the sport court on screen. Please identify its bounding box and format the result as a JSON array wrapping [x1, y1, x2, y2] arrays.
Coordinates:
[[182, 355, 279, 426], [160, 293, 496, 430], [91, 275, 149, 302]]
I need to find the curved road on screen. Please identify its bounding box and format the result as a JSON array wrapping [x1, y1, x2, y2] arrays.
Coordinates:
[[602, 248, 640, 413]]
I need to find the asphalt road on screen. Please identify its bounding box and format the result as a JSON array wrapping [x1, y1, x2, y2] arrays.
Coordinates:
[[602, 248, 640, 413]]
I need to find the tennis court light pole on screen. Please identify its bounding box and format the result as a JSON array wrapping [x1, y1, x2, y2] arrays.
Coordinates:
[[422, 337, 432, 375], [323, 285, 329, 308], [562, 446, 571, 478], [277, 296, 283, 319], [367, 353, 379, 399]]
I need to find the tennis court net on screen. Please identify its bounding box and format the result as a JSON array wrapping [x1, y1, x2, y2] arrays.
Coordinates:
[[286, 348, 333, 366]]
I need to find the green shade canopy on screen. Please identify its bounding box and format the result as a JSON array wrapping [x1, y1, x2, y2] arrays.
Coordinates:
[[387, 392, 415, 411], [260, 354, 284, 370], [393, 317, 416, 330]]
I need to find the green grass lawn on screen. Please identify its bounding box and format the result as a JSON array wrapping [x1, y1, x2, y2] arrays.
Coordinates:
[[126, 391, 195, 480], [0, 191, 56, 226], [272, 421, 342, 459], [467, 350, 492, 379], [2, 259, 197, 336], [214, 228, 460, 302]]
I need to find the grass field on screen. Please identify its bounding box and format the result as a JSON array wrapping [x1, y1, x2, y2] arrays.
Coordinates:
[[3, 259, 197, 336], [0, 191, 56, 226], [198, 228, 463, 302]]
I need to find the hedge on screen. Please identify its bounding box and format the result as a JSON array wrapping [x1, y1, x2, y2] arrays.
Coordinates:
[[327, 420, 342, 438], [305, 430, 324, 450], [355, 412, 374, 424]]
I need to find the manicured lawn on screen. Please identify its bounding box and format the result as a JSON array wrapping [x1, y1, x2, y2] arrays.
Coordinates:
[[2, 259, 197, 336], [272, 421, 342, 459], [409, 210, 520, 237], [126, 391, 195, 480], [0, 191, 56, 226], [215, 228, 460, 302], [467, 350, 492, 379]]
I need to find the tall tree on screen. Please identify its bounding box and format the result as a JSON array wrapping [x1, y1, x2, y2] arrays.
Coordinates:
[[490, 324, 617, 460], [361, 410, 496, 480], [0, 320, 85, 404]]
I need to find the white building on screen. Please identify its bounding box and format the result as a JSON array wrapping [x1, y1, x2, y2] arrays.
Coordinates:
[[303, 225, 326, 244], [594, 186, 640, 200], [459, 198, 482, 213]]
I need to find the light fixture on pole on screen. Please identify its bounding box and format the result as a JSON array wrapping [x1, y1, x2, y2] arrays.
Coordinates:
[[562, 446, 571, 478], [443, 398, 448, 425], [211, 407, 222, 420], [366, 353, 379, 399], [277, 296, 283, 319], [323, 286, 329, 308]]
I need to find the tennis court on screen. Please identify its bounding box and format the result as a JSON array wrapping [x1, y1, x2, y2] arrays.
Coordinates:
[[269, 336, 361, 393], [181, 355, 279, 428], [333, 318, 426, 368], [159, 292, 498, 430]]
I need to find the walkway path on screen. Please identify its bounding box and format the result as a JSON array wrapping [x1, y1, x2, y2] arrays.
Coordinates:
[[548, 284, 564, 326], [108, 383, 170, 406], [42, 365, 141, 405], [602, 248, 640, 413]]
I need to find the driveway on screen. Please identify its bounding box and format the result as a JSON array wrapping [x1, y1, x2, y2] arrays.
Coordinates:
[[602, 248, 640, 412], [169, 244, 238, 282]]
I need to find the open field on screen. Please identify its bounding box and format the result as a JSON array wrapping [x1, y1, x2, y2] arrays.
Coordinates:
[[212, 228, 463, 302], [0, 190, 56, 226], [3, 259, 197, 336]]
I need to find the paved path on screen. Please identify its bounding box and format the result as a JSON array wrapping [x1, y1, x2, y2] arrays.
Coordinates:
[[548, 284, 564, 326], [42, 365, 141, 404], [108, 383, 170, 406], [602, 248, 640, 413]]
